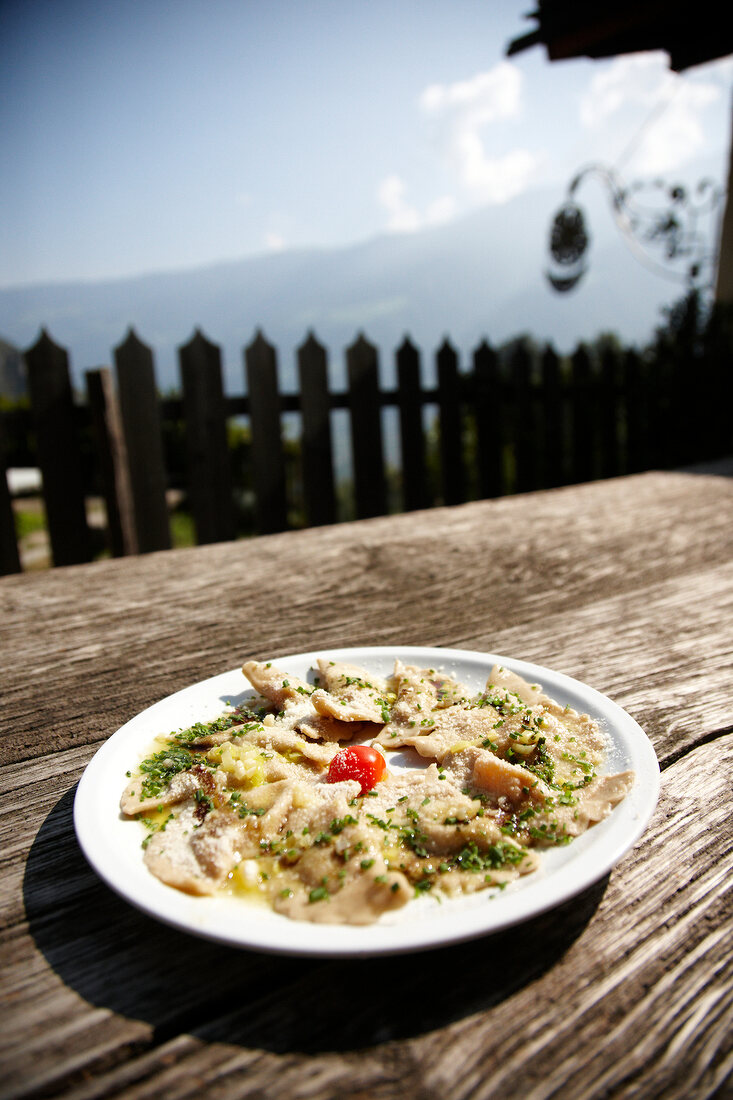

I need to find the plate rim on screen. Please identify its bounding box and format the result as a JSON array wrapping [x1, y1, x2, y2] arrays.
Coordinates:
[[73, 645, 661, 957]]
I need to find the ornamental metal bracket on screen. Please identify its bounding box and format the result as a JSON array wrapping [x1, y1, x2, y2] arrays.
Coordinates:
[[545, 163, 722, 293]]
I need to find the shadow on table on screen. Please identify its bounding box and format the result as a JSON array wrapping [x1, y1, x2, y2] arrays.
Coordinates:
[[25, 787, 608, 1054]]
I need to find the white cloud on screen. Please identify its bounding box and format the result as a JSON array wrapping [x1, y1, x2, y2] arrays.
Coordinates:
[[425, 195, 457, 224], [579, 53, 726, 174], [453, 138, 540, 202], [264, 231, 285, 251], [377, 175, 421, 232], [579, 54, 671, 128], [377, 62, 539, 233], [420, 63, 523, 124], [377, 174, 456, 233], [418, 61, 541, 203]]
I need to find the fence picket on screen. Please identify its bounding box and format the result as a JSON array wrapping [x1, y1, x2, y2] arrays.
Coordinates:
[[245, 331, 288, 533], [114, 329, 171, 552], [179, 329, 235, 544], [85, 367, 138, 557], [24, 330, 91, 566], [2, 324, 730, 574], [437, 339, 465, 505], [347, 334, 387, 519], [510, 342, 538, 494], [396, 337, 429, 511], [298, 332, 336, 527], [472, 340, 502, 499]]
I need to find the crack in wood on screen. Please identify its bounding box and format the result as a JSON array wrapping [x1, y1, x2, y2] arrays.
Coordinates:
[[659, 725, 733, 771]]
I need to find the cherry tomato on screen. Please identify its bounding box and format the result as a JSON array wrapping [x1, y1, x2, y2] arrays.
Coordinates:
[[327, 745, 387, 793]]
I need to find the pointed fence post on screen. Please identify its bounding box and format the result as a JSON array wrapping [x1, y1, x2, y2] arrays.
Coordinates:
[[245, 330, 288, 533], [297, 331, 336, 527], [347, 333, 386, 519], [179, 329, 234, 544], [472, 340, 503, 499], [24, 330, 91, 566], [396, 336, 429, 511], [114, 329, 171, 553], [85, 367, 138, 556], [436, 338, 465, 505]]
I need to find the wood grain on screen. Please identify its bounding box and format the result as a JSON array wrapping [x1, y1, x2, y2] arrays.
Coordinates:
[[3, 736, 729, 1099], [1, 471, 731, 1100], [2, 472, 730, 768]]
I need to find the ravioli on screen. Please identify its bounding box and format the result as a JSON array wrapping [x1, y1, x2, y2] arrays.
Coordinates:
[[120, 656, 634, 925]]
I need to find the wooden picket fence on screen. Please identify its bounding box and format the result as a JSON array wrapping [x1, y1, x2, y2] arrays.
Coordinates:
[[1, 324, 731, 575]]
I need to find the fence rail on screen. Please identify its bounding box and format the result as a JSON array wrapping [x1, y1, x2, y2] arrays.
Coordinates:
[[1, 324, 731, 575]]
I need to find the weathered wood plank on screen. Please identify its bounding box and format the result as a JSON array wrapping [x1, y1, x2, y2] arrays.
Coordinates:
[[2, 732, 729, 1099], [23, 331, 91, 566], [298, 332, 336, 527], [114, 329, 171, 553], [85, 368, 138, 557], [1, 473, 731, 772], [347, 334, 387, 519], [1, 471, 732, 1100], [245, 331, 288, 534], [179, 330, 235, 544]]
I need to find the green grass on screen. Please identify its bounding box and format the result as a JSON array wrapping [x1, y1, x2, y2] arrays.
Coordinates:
[[169, 510, 196, 548], [14, 507, 47, 540]]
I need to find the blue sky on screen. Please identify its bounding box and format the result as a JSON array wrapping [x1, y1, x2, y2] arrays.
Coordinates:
[[1, 0, 731, 288]]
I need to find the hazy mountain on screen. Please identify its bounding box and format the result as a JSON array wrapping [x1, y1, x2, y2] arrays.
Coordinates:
[[0, 182, 695, 396]]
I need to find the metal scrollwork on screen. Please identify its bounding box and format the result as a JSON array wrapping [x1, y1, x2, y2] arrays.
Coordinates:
[[545, 163, 722, 293]]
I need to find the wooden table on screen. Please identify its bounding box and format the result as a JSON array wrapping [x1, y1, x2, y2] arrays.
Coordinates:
[[2, 471, 732, 1100]]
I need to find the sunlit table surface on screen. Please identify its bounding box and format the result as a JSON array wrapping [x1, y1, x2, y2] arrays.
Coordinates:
[[2, 470, 731, 1100]]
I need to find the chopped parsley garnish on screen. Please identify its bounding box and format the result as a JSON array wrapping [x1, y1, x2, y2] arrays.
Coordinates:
[[138, 746, 195, 798], [125, 655, 621, 922], [450, 841, 525, 872]]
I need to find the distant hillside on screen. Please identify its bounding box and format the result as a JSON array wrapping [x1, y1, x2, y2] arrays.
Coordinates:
[[0, 183, 691, 395]]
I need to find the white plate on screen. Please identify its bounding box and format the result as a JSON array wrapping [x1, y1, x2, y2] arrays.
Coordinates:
[[74, 646, 660, 957]]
